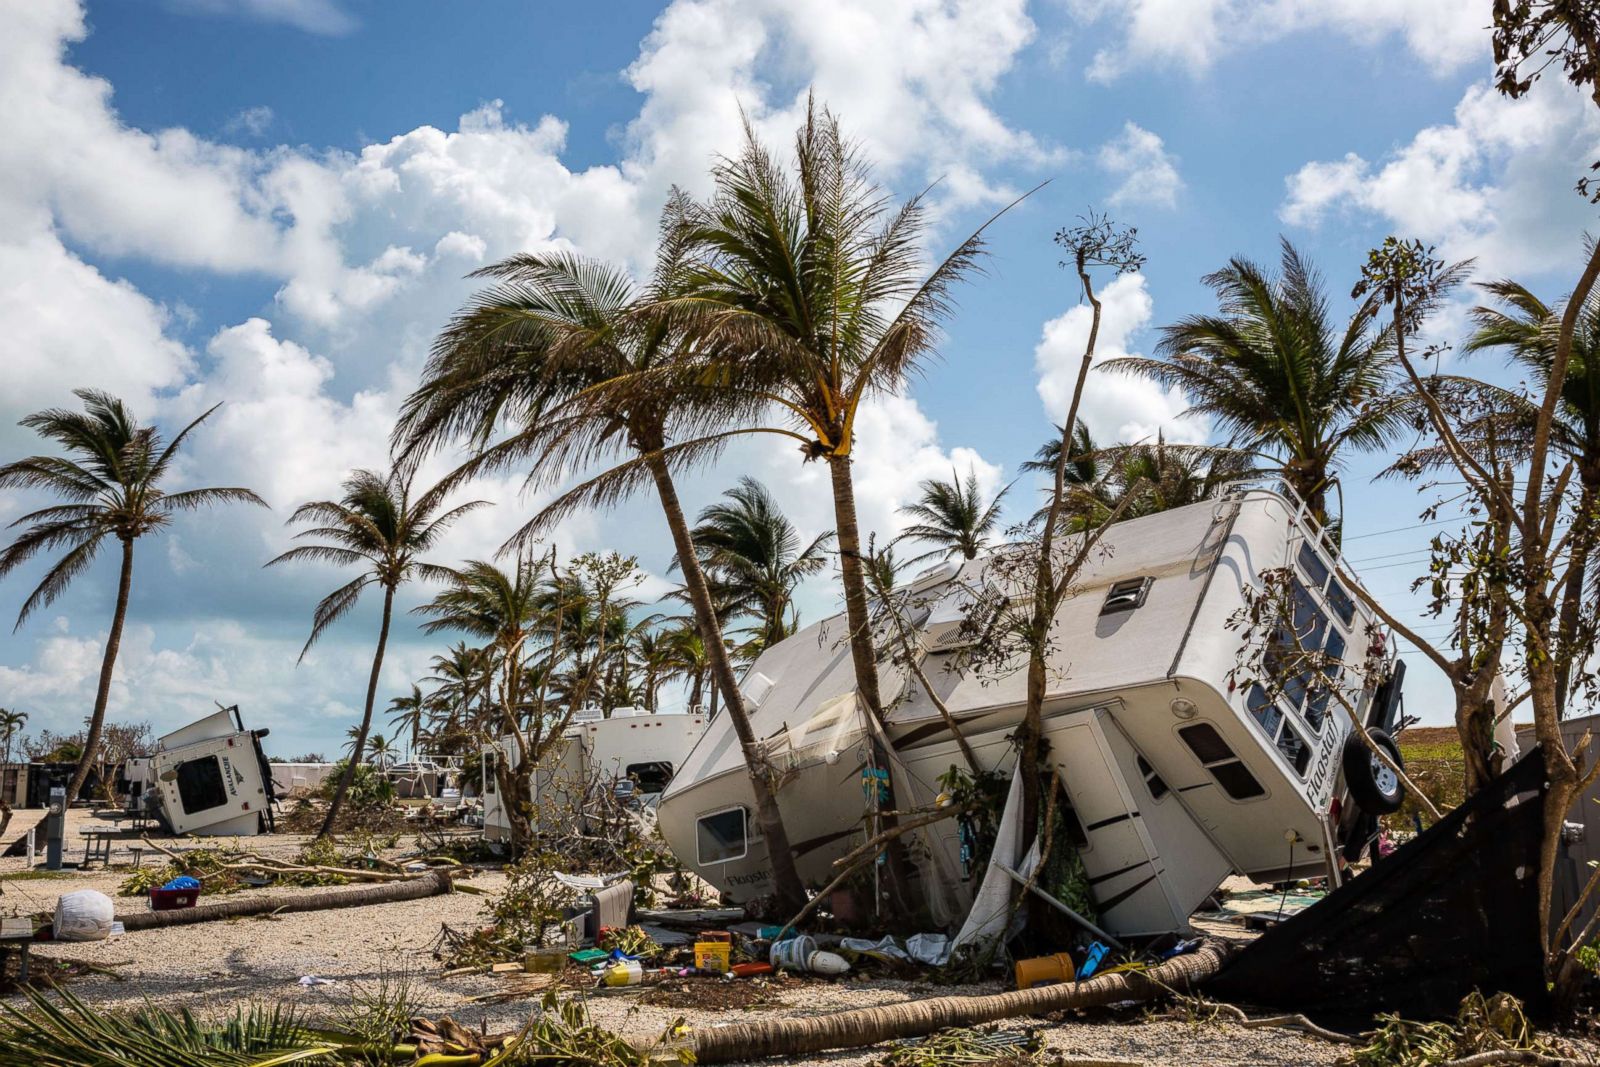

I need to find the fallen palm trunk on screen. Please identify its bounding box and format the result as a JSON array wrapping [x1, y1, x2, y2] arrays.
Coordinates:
[[116, 869, 452, 931], [680, 937, 1234, 1064]]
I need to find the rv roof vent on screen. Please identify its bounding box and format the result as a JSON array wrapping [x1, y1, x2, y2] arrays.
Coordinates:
[[743, 672, 776, 709], [572, 706, 604, 723], [1101, 576, 1153, 616]]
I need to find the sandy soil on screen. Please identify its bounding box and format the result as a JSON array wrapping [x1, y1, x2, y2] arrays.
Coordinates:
[[0, 808, 1573, 1067]]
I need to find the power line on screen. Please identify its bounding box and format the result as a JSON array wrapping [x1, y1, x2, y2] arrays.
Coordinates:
[[1348, 548, 1432, 564], [1342, 516, 1468, 542]]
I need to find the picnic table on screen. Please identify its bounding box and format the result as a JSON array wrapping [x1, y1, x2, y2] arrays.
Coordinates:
[[77, 828, 117, 866]]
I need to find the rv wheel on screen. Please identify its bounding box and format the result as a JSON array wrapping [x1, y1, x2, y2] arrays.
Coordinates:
[[1342, 728, 1405, 816]]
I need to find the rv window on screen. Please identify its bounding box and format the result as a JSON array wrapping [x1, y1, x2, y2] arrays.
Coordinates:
[[1304, 630, 1345, 732], [1276, 723, 1311, 776], [1209, 761, 1268, 800], [175, 756, 229, 814], [1178, 722, 1234, 765], [1246, 684, 1283, 739], [1296, 542, 1331, 590], [1136, 755, 1170, 800], [1100, 576, 1152, 616], [1327, 579, 1356, 626], [484, 755, 497, 794], [697, 806, 748, 865], [626, 761, 674, 795], [1179, 723, 1266, 801]]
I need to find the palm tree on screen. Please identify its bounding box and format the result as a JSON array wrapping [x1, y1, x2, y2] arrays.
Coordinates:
[[396, 229, 812, 911], [663, 103, 999, 736], [627, 624, 676, 712], [1464, 277, 1600, 712], [663, 621, 711, 713], [387, 685, 426, 759], [366, 733, 396, 769], [0, 710, 26, 767], [687, 477, 833, 650], [0, 390, 264, 804], [894, 467, 1009, 565], [425, 642, 492, 737], [1105, 239, 1405, 523], [268, 466, 485, 839]]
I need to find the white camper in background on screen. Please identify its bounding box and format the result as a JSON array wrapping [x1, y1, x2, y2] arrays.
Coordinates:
[[657, 486, 1408, 937], [139, 706, 277, 836], [483, 707, 706, 844]]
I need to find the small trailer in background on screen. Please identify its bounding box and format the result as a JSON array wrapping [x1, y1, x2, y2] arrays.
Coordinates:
[[482, 707, 706, 844], [131, 706, 278, 836]]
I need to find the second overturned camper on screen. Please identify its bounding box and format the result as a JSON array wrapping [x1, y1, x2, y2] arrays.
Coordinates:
[[482, 707, 706, 843], [657, 486, 1406, 937]]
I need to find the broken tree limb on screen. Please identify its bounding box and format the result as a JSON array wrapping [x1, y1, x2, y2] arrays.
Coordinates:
[[679, 937, 1235, 1063], [779, 804, 966, 935], [116, 869, 453, 931]]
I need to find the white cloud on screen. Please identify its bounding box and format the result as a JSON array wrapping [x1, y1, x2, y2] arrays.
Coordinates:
[[1098, 122, 1183, 209], [0, 0, 1033, 744], [1034, 273, 1205, 447], [165, 0, 356, 35], [0, 227, 192, 453], [1280, 78, 1600, 277], [223, 105, 275, 139], [1074, 0, 1488, 83]]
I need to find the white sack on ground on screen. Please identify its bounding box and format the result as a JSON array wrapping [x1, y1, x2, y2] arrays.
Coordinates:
[[54, 889, 115, 941]]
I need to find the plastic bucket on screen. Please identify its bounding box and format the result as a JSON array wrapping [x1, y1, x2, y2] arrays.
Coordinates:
[[1014, 952, 1075, 989], [694, 940, 732, 972]]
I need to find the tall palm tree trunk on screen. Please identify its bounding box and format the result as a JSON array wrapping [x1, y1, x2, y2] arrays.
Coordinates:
[[319, 584, 395, 840], [826, 453, 916, 914], [645, 455, 807, 914], [826, 454, 886, 721], [66, 538, 135, 805]]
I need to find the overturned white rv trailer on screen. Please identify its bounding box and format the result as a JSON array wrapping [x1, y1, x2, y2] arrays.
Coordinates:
[[657, 486, 1406, 937], [133, 707, 278, 836], [483, 707, 707, 844]]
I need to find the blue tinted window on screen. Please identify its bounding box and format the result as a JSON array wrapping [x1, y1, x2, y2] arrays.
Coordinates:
[[1297, 542, 1330, 589]]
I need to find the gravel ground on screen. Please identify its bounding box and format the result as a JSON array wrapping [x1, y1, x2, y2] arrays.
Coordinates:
[[0, 808, 1582, 1066]]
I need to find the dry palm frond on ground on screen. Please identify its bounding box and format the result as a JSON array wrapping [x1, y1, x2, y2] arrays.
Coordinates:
[[0, 986, 685, 1066]]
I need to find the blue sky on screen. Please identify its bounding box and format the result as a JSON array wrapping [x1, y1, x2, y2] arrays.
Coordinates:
[[1, 0, 1597, 757]]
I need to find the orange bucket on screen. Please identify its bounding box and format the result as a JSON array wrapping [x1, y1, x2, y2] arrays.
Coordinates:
[[1014, 952, 1075, 989]]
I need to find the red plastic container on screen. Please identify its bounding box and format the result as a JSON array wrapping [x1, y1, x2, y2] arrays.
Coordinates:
[[150, 885, 200, 911]]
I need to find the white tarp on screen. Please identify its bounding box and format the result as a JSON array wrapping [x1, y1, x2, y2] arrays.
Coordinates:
[[950, 764, 1030, 955]]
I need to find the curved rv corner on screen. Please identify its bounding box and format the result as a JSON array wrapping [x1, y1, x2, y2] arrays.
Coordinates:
[[656, 487, 1398, 936]]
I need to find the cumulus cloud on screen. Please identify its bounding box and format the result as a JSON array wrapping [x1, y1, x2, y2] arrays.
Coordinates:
[[1098, 122, 1183, 209], [1073, 0, 1488, 83], [1034, 273, 1205, 447], [0, 229, 192, 453], [1280, 78, 1600, 277], [0, 0, 1030, 742]]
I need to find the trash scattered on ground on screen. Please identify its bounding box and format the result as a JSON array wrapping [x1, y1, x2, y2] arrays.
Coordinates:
[[297, 975, 336, 986]]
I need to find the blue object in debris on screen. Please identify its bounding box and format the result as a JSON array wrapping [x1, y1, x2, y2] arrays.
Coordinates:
[[1160, 938, 1200, 959], [162, 876, 200, 891], [1077, 941, 1109, 981]]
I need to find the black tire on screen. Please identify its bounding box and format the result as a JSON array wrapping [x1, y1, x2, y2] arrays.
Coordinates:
[[1343, 728, 1405, 815]]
